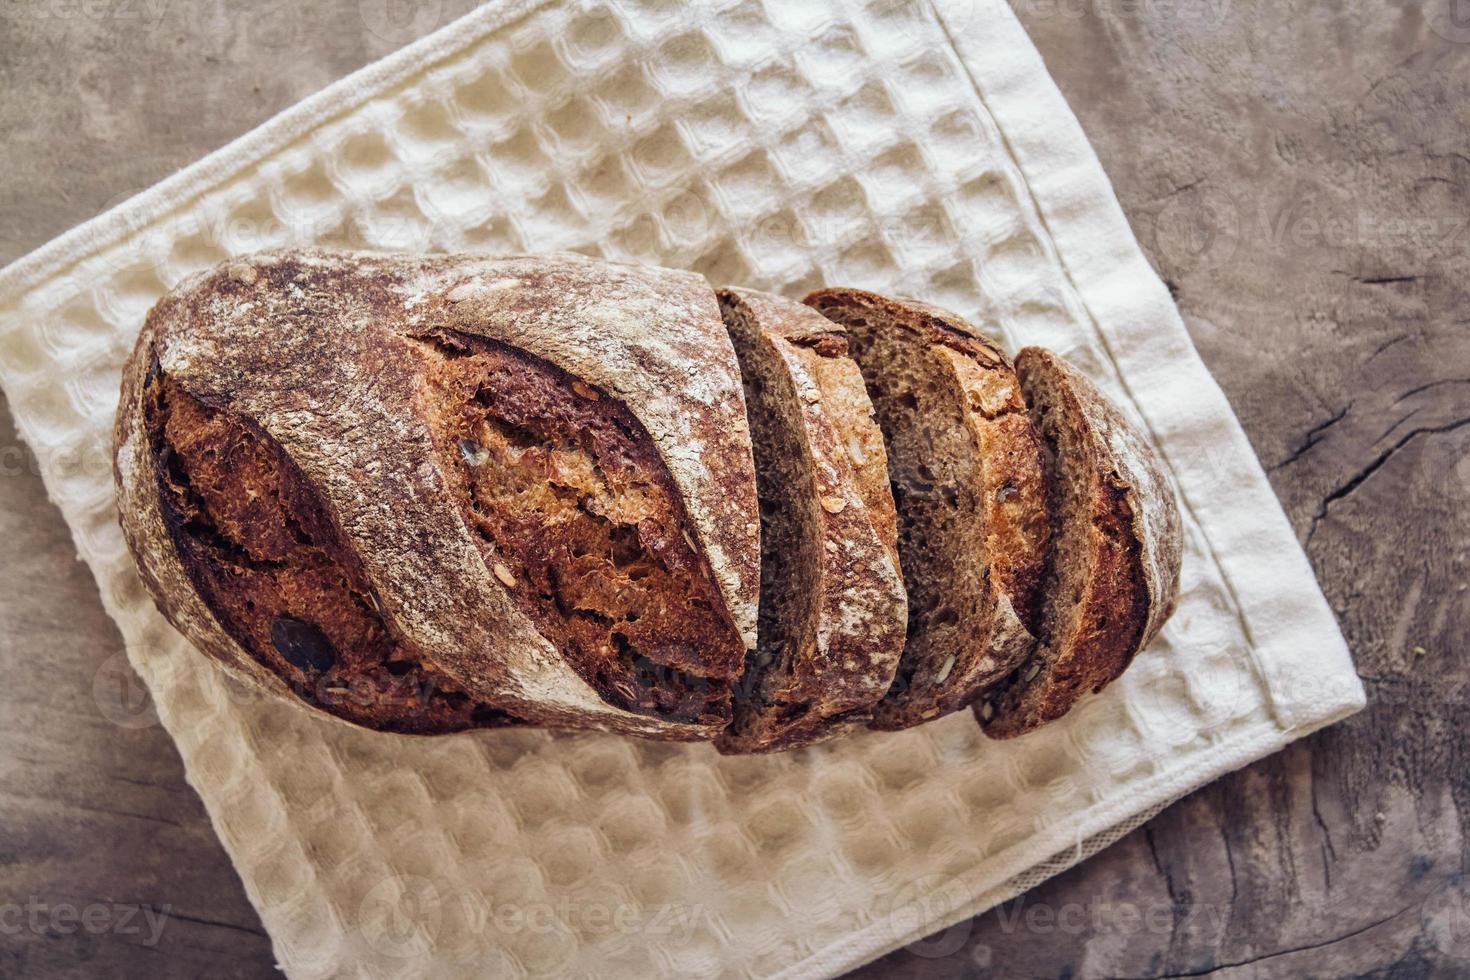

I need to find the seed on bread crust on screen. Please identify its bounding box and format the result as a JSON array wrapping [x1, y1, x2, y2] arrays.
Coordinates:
[[803, 287, 1050, 731], [977, 346, 1183, 739], [713, 286, 906, 754]]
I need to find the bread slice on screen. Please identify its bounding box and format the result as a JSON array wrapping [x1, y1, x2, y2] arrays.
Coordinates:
[[713, 287, 907, 753], [976, 347, 1183, 738], [803, 288, 1050, 729]]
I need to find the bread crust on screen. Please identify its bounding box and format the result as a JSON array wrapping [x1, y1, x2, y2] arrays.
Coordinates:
[[426, 253, 760, 652], [802, 288, 1051, 729], [135, 368, 529, 732], [977, 347, 1183, 738], [713, 287, 906, 753], [114, 253, 1178, 747], [113, 249, 760, 739]]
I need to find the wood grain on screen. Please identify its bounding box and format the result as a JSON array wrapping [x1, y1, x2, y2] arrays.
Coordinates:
[[1, 2, 1465, 977]]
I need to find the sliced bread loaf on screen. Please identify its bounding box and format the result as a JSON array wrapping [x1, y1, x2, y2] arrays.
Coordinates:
[[714, 287, 907, 753], [803, 288, 1051, 729], [977, 347, 1183, 738]]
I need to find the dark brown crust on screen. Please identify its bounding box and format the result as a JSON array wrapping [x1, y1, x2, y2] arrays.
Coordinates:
[[712, 287, 906, 753], [978, 347, 1184, 739], [431, 254, 762, 651], [413, 329, 745, 726], [144, 369, 524, 733], [802, 288, 1050, 730], [113, 249, 759, 740]]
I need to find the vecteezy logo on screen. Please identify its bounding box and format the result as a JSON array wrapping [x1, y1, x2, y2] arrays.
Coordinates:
[[1422, 875, 1470, 962], [875, 874, 975, 959], [92, 187, 173, 278], [1442, 425, 1470, 500], [1427, 0, 1470, 43], [868, 0, 991, 48], [91, 650, 161, 730], [1129, 630, 1246, 746], [358, 873, 443, 959], [1411, 421, 1470, 505], [358, 0, 446, 44], [1151, 184, 1240, 272]]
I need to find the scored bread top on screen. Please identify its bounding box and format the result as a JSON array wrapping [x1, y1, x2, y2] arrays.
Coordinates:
[[124, 365, 531, 733], [114, 249, 759, 739], [714, 287, 906, 753], [978, 347, 1183, 738], [420, 252, 760, 652], [803, 288, 1051, 729]]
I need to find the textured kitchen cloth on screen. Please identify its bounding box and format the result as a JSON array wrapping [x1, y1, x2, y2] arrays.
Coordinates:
[[0, 0, 1365, 976]]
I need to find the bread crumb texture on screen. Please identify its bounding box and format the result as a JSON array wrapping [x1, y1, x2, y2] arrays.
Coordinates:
[[144, 368, 521, 733], [415, 330, 746, 725]]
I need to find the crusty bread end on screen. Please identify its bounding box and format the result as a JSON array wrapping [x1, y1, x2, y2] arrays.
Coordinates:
[[978, 347, 1183, 738]]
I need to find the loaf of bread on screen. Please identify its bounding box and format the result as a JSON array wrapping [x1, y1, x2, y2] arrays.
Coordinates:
[[114, 249, 1181, 749], [975, 348, 1183, 738]]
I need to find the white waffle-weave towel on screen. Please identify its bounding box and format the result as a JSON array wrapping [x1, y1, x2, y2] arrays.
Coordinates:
[[0, 1, 1364, 977]]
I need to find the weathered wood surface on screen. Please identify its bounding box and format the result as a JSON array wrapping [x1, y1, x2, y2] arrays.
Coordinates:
[[1, 2, 1466, 978]]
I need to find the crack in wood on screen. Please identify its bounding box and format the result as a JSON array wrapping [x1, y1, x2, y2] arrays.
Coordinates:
[[1269, 401, 1353, 471], [1152, 173, 1209, 203], [1355, 275, 1420, 286], [1099, 900, 1421, 980], [1143, 823, 1186, 975], [1365, 333, 1411, 364], [53, 799, 185, 831], [165, 910, 270, 939], [1310, 775, 1338, 893], [1304, 415, 1470, 547], [1391, 377, 1470, 406], [1375, 407, 1423, 446], [1218, 820, 1238, 908], [1330, 270, 1424, 287]]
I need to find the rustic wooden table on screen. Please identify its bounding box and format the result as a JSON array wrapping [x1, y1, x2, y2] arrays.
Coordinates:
[[2, 2, 1466, 977]]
